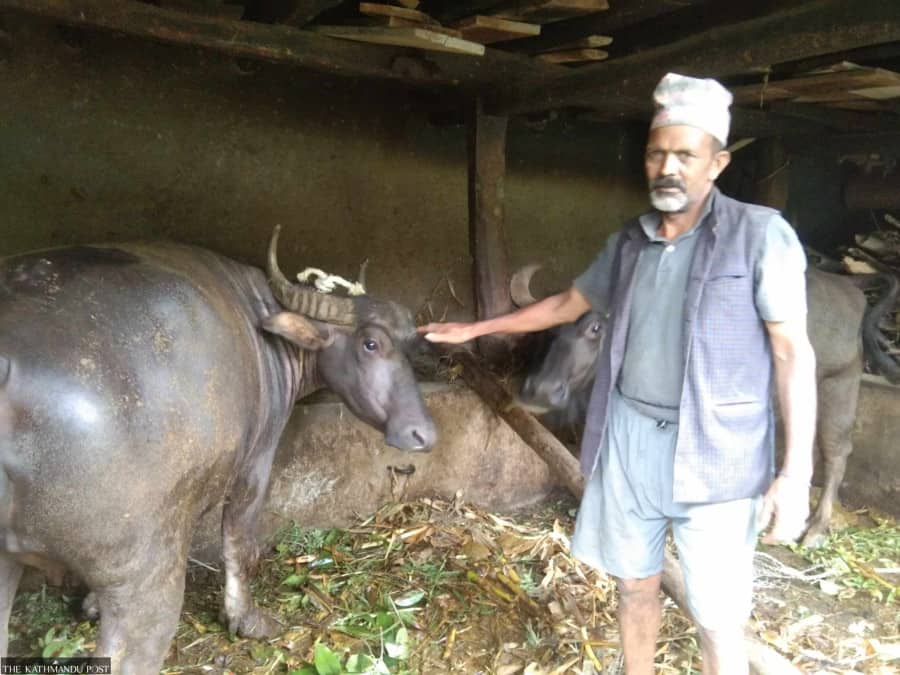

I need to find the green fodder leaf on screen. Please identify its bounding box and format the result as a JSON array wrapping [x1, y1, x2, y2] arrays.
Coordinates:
[[314, 642, 343, 675]]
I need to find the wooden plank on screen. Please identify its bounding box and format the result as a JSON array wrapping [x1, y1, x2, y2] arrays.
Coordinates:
[[508, 0, 703, 54], [358, 2, 437, 24], [311, 25, 485, 55], [493, 0, 609, 23], [453, 15, 540, 44], [534, 47, 607, 63], [535, 33, 611, 51], [360, 15, 462, 38], [731, 65, 900, 106], [495, 0, 900, 116]]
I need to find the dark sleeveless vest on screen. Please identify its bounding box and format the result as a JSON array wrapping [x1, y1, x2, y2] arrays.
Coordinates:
[[580, 189, 777, 502]]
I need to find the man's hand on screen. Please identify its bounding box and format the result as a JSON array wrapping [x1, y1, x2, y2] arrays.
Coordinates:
[[757, 475, 810, 544], [417, 287, 592, 345], [417, 322, 477, 345]]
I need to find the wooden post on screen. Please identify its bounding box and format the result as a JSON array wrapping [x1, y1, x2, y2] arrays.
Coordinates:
[[449, 348, 801, 675], [467, 98, 514, 363]]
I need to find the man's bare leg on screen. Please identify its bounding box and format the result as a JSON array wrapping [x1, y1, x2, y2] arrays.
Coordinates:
[[697, 625, 748, 675], [616, 574, 662, 674]]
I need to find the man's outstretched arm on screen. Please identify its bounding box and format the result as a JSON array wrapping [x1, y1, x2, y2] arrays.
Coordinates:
[[418, 286, 592, 345]]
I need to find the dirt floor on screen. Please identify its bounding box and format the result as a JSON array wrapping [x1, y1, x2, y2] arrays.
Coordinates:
[[7, 492, 900, 674]]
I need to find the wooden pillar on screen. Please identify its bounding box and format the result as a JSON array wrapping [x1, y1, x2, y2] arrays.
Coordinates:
[[468, 97, 513, 363]]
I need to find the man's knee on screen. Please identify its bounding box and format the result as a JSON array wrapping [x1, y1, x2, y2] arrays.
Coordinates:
[[698, 624, 745, 643]]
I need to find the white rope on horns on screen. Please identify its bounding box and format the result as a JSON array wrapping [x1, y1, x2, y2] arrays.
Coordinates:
[[296, 267, 366, 296]]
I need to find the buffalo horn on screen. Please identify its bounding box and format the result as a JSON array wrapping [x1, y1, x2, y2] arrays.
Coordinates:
[[267, 226, 357, 326], [510, 263, 542, 307]]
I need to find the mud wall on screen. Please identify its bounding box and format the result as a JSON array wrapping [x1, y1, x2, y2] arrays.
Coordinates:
[[0, 18, 648, 319], [191, 384, 561, 558]]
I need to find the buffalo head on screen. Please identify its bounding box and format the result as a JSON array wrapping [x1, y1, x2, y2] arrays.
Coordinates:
[[262, 226, 436, 452], [511, 264, 606, 415]]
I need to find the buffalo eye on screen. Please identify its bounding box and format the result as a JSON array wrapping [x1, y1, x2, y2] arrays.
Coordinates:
[[590, 322, 601, 334], [363, 338, 379, 353]]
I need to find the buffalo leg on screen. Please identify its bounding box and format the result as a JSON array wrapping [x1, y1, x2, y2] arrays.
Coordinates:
[[221, 450, 281, 639], [91, 550, 187, 674], [803, 368, 860, 547], [0, 555, 23, 654]]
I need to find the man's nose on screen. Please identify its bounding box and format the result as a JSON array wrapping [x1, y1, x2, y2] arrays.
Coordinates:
[[661, 152, 680, 175]]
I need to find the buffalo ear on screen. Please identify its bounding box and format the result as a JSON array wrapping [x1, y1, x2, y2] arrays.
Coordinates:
[[261, 312, 334, 351]]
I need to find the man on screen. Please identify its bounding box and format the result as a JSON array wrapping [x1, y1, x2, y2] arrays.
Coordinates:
[[419, 73, 815, 674]]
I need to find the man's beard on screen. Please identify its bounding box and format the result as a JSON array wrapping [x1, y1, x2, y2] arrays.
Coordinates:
[[649, 178, 689, 213]]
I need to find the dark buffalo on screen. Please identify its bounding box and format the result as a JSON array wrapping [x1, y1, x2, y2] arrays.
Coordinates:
[[516, 265, 899, 546], [0, 227, 436, 672]]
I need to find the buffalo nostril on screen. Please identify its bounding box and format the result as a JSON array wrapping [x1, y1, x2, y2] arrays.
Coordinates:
[[412, 430, 425, 448]]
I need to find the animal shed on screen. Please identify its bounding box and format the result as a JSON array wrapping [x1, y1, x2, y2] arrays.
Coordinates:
[[1, 0, 900, 672]]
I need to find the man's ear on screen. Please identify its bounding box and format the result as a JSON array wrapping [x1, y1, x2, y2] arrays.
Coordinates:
[[710, 149, 731, 180], [261, 312, 335, 350]]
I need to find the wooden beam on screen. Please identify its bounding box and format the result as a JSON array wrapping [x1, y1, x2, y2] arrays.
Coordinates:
[[0, 0, 566, 93], [0, 0, 406, 79], [503, 0, 704, 54], [496, 0, 900, 115], [468, 99, 514, 361]]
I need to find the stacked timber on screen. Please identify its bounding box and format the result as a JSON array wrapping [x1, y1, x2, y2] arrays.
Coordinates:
[[312, 0, 613, 62]]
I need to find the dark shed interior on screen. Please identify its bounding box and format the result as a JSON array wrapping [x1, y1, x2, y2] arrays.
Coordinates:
[[2, 1, 900, 672], [2, 0, 900, 316]]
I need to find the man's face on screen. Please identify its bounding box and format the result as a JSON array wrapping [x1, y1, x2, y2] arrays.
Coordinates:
[[645, 125, 730, 213]]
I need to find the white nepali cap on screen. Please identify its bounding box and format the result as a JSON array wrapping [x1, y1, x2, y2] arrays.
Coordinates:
[[650, 73, 733, 146]]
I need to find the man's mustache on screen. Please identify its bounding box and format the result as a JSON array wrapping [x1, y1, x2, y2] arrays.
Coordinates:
[[650, 178, 686, 191]]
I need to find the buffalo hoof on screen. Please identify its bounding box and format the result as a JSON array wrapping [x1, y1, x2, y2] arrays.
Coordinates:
[[223, 606, 282, 640], [800, 526, 829, 549]]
